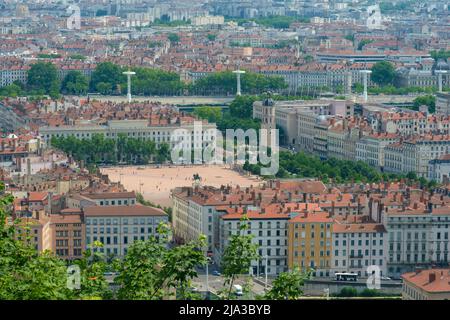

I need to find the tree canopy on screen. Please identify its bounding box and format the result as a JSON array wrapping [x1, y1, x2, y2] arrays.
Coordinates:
[[50, 133, 171, 165], [90, 62, 125, 94], [371, 61, 396, 86], [61, 71, 89, 95], [27, 61, 60, 98], [191, 71, 287, 96]]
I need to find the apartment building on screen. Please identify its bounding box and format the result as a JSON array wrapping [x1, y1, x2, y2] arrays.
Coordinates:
[[356, 133, 400, 169], [384, 142, 405, 174], [436, 92, 450, 116], [253, 99, 352, 150], [218, 206, 289, 276], [402, 268, 450, 300], [83, 204, 168, 256], [386, 205, 450, 278], [370, 111, 450, 136], [172, 180, 328, 260], [332, 222, 388, 277], [402, 135, 450, 177], [41, 213, 85, 260], [327, 118, 366, 161], [428, 155, 450, 183], [14, 217, 43, 252], [80, 191, 136, 207], [0, 63, 29, 87], [40, 119, 217, 149], [288, 211, 333, 277], [172, 185, 257, 254]]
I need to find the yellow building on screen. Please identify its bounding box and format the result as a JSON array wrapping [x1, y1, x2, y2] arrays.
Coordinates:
[[288, 210, 333, 277]]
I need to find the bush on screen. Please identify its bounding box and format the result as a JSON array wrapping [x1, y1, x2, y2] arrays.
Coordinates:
[[337, 287, 358, 297]]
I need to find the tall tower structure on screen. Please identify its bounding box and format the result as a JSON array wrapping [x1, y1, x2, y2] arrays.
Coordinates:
[[260, 95, 277, 148], [123, 70, 136, 103], [360, 70, 372, 102], [233, 68, 245, 96]]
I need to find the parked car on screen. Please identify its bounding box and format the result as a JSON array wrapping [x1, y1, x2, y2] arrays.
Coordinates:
[[212, 270, 221, 276], [233, 284, 243, 296]]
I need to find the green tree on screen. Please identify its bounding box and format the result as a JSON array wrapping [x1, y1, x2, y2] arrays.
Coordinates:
[[413, 95, 436, 113], [358, 39, 374, 50], [69, 54, 87, 61], [90, 62, 125, 93], [192, 71, 287, 95], [337, 287, 358, 297], [95, 82, 113, 95], [72, 241, 111, 300], [371, 61, 396, 86], [193, 106, 222, 123], [229, 95, 258, 119], [131, 67, 184, 96], [27, 62, 60, 96], [0, 182, 73, 300], [264, 268, 312, 300], [207, 34, 217, 42], [0, 83, 23, 97], [156, 143, 170, 163], [61, 71, 89, 95], [168, 33, 180, 43], [114, 223, 206, 300], [221, 214, 259, 299], [430, 49, 450, 61]]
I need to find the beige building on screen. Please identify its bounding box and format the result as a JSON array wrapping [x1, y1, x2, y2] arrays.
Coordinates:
[[40, 119, 217, 150], [402, 135, 450, 177], [436, 92, 450, 116], [253, 99, 352, 150], [83, 204, 168, 257], [192, 15, 224, 26], [356, 133, 400, 169], [327, 118, 366, 161], [41, 212, 85, 260]]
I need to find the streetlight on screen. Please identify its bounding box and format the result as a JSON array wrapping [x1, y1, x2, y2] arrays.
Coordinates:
[[206, 257, 210, 296], [264, 255, 268, 291]]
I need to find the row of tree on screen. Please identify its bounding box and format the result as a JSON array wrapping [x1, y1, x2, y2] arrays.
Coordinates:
[[2, 60, 447, 99], [0, 61, 289, 99], [50, 134, 170, 165], [243, 151, 437, 189], [192, 95, 262, 134], [190, 71, 287, 96], [0, 181, 310, 300]]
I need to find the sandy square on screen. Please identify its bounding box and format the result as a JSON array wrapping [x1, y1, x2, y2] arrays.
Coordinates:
[[101, 165, 261, 207]]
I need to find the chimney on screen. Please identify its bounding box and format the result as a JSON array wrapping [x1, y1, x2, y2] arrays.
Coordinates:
[[429, 272, 436, 283]]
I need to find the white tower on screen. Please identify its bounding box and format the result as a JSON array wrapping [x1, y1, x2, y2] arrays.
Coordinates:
[[435, 70, 448, 92], [346, 71, 352, 96], [123, 70, 136, 103], [233, 69, 246, 96], [360, 70, 372, 102]]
